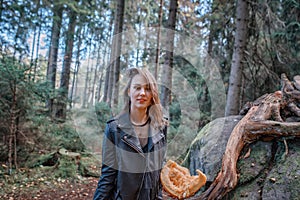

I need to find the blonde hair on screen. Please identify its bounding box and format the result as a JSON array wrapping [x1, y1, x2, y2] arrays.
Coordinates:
[[121, 67, 168, 130]]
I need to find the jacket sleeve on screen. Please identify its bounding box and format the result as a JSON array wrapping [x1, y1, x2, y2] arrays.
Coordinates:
[[93, 122, 118, 200]]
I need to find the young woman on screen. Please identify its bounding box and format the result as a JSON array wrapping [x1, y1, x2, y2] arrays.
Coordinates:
[[93, 67, 168, 200]]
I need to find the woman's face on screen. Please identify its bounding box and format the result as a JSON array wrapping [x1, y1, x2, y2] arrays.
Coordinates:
[[128, 74, 153, 111]]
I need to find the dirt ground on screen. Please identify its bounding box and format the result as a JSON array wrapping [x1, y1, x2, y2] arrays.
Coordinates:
[[0, 178, 176, 200], [0, 177, 99, 200]]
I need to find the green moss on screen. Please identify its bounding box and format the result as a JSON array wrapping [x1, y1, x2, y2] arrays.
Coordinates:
[[54, 158, 78, 178], [238, 141, 272, 184]]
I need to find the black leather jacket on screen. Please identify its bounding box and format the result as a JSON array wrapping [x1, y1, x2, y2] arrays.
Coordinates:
[[93, 112, 167, 200]]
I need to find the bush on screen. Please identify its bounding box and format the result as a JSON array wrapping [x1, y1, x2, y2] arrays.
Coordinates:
[[94, 102, 112, 128], [52, 124, 85, 152]]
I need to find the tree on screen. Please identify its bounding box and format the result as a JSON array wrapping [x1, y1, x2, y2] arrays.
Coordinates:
[[160, 0, 178, 112], [56, 3, 77, 119], [70, 25, 83, 108], [0, 56, 48, 174], [102, 15, 114, 103], [111, 0, 125, 108], [225, 0, 249, 116], [154, 0, 164, 79], [46, 3, 64, 117], [90, 44, 102, 107], [105, 0, 125, 108]]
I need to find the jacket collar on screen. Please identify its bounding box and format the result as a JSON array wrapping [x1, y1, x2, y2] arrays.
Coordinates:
[[116, 112, 165, 152]]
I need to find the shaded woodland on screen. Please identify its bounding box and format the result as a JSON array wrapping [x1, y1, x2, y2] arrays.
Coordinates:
[[0, 0, 300, 199]]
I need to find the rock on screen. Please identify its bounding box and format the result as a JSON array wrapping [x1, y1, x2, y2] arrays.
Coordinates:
[[237, 141, 273, 185], [227, 141, 273, 200], [183, 116, 300, 199], [183, 115, 242, 182], [261, 140, 300, 200]]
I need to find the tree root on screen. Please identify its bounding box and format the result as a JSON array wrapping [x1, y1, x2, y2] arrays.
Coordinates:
[[189, 74, 300, 200]]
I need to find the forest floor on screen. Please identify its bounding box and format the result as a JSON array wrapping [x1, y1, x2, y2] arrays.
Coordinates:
[[0, 107, 178, 200], [0, 173, 175, 200], [0, 173, 99, 200], [0, 109, 103, 200]]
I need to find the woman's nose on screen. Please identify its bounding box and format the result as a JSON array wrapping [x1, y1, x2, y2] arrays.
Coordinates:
[[140, 88, 145, 95]]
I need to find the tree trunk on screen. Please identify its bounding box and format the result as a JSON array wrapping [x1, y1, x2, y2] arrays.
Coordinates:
[[154, 0, 163, 79], [56, 8, 77, 120], [70, 25, 83, 108], [136, 9, 142, 67], [193, 74, 300, 200], [206, 0, 219, 59], [82, 44, 91, 109], [46, 4, 63, 117], [103, 65, 111, 103], [29, 0, 41, 82], [225, 0, 249, 116], [97, 72, 104, 102], [160, 0, 178, 112], [103, 16, 114, 103], [111, 0, 125, 108], [30, 25, 37, 75], [33, 22, 41, 82], [8, 84, 18, 174], [106, 38, 115, 107], [91, 44, 102, 106]]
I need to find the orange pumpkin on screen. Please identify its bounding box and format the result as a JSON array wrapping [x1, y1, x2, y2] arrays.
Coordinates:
[[160, 160, 207, 199]]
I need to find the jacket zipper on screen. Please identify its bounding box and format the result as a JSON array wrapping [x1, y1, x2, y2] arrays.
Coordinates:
[[121, 136, 147, 199], [121, 137, 145, 158]]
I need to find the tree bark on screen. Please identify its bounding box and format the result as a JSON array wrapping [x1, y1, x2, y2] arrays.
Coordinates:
[[103, 15, 114, 103], [56, 7, 77, 120], [193, 74, 300, 200], [111, 0, 125, 108], [8, 84, 18, 174], [225, 0, 249, 116], [154, 0, 163, 79], [106, 0, 123, 108], [70, 25, 83, 108], [33, 22, 41, 82], [160, 0, 178, 112], [46, 4, 63, 117], [82, 44, 91, 109], [90, 45, 101, 107]]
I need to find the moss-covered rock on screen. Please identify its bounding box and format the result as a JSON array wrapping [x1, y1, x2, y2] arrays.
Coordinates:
[[183, 115, 242, 182], [262, 140, 300, 200], [184, 116, 300, 199]]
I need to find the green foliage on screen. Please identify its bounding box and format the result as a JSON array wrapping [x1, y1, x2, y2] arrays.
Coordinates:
[[169, 100, 181, 130], [165, 55, 214, 160], [0, 56, 50, 122], [167, 93, 211, 161], [0, 56, 38, 154], [173, 55, 212, 124], [0, 55, 86, 167], [48, 124, 85, 152], [54, 158, 78, 178], [0, 57, 29, 107], [94, 101, 112, 128]]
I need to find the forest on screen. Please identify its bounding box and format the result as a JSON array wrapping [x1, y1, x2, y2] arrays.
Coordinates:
[[0, 0, 300, 199]]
